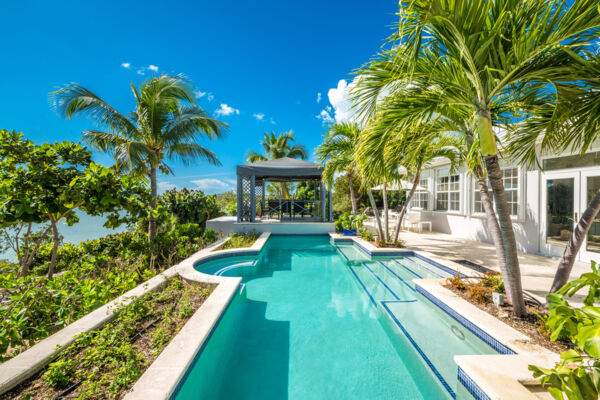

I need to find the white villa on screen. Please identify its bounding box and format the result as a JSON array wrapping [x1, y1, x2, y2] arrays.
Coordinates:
[[407, 147, 600, 264]]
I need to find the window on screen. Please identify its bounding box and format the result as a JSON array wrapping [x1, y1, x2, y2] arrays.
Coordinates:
[[436, 172, 460, 211], [411, 178, 429, 209], [503, 167, 519, 217], [472, 168, 519, 217], [473, 183, 489, 214], [543, 151, 600, 171]]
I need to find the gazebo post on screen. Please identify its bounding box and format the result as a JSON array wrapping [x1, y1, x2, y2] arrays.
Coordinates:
[[262, 180, 266, 217], [328, 189, 333, 222], [250, 175, 256, 222], [320, 181, 325, 222], [236, 175, 242, 222]]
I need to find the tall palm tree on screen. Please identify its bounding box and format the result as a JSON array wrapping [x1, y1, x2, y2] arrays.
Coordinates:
[[50, 74, 226, 240], [508, 53, 600, 292], [353, 0, 600, 316], [246, 131, 307, 199], [316, 122, 361, 214]]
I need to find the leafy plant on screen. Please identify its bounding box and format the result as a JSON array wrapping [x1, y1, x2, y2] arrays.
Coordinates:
[[529, 261, 600, 399], [221, 232, 260, 250], [360, 229, 374, 241]]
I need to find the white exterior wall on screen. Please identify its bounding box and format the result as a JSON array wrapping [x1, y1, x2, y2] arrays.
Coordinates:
[[414, 163, 542, 255]]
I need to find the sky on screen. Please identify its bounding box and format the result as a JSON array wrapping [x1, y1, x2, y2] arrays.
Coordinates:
[[0, 0, 397, 194]]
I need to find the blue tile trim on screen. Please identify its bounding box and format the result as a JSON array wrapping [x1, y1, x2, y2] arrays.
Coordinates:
[[334, 245, 351, 263], [347, 265, 376, 306], [415, 285, 516, 355], [412, 253, 458, 276], [381, 301, 456, 398], [376, 261, 416, 292], [362, 263, 401, 299], [389, 259, 423, 278], [394, 258, 445, 279], [458, 366, 491, 400]]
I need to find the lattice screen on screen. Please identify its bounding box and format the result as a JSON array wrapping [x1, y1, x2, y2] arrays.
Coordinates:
[[239, 176, 253, 221]]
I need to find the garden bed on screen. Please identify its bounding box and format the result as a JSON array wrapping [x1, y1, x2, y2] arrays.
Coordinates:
[[217, 232, 260, 250], [444, 276, 567, 353], [1, 277, 213, 400]]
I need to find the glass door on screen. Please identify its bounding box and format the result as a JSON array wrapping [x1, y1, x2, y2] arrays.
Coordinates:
[[581, 172, 600, 263], [541, 172, 580, 257]]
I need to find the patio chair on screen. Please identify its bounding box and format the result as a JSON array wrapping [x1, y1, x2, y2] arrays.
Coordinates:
[[266, 200, 282, 219], [406, 212, 432, 233]]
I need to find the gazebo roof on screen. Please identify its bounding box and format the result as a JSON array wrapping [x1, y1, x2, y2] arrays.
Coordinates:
[[236, 157, 323, 182]]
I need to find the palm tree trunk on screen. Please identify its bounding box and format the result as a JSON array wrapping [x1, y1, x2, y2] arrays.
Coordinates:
[[484, 154, 526, 317], [148, 165, 158, 241], [393, 173, 420, 243], [368, 189, 384, 240], [348, 172, 358, 214], [474, 165, 511, 302], [383, 182, 389, 242], [550, 188, 600, 293], [48, 216, 59, 279], [280, 182, 288, 200]]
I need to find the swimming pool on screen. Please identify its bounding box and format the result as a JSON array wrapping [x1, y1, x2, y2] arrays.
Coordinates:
[[172, 235, 497, 399]]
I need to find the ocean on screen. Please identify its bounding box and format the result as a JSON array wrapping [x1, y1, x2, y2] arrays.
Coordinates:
[[1, 212, 127, 261]]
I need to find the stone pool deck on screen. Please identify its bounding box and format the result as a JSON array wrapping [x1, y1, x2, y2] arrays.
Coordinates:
[[399, 230, 590, 306]]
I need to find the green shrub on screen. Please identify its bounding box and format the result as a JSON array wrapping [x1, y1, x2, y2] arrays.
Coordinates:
[[360, 229, 374, 241], [159, 188, 222, 228], [529, 261, 600, 400], [221, 232, 260, 250]]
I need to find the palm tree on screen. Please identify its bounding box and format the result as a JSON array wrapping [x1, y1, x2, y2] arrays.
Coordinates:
[[246, 131, 307, 199], [50, 74, 226, 240], [353, 0, 600, 316], [316, 122, 361, 214], [508, 53, 600, 292]]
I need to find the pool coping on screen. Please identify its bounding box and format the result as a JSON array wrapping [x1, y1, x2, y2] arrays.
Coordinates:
[[330, 233, 559, 400], [415, 279, 558, 400], [123, 231, 270, 400]]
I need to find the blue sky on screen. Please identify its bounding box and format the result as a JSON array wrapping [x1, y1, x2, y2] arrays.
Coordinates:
[[0, 0, 397, 194]]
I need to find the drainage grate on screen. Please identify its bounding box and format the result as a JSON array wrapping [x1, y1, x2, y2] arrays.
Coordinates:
[[451, 259, 491, 274]]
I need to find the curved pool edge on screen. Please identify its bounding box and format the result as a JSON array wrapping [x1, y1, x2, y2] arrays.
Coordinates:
[[123, 232, 271, 400]]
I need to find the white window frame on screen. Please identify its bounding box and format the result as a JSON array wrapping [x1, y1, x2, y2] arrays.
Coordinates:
[[435, 170, 461, 212], [410, 177, 430, 210], [471, 167, 521, 218]]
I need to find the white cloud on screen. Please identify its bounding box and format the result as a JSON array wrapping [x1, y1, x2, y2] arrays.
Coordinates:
[[253, 113, 265, 121], [316, 106, 334, 125], [214, 103, 240, 117], [148, 64, 159, 72], [136, 69, 145, 76], [207, 94, 214, 101], [327, 79, 360, 123], [195, 91, 206, 98], [317, 92, 322, 103], [158, 181, 179, 193], [192, 178, 234, 194], [121, 62, 131, 69], [270, 118, 276, 125]]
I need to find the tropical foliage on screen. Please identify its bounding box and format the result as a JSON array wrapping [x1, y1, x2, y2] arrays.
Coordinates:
[[316, 122, 362, 214], [6, 277, 211, 399], [343, 0, 600, 316], [246, 130, 307, 199], [0, 130, 148, 278], [50, 74, 226, 240], [530, 261, 600, 400]]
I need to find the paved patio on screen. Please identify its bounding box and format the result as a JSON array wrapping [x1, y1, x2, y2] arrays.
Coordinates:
[[398, 230, 590, 305]]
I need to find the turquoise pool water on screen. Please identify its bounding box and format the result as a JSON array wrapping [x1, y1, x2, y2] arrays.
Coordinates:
[[173, 236, 495, 399]]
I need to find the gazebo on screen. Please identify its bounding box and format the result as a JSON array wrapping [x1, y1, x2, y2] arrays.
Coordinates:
[[236, 157, 333, 222]]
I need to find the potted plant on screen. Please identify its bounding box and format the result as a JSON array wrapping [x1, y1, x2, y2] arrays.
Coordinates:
[[338, 212, 367, 236]]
